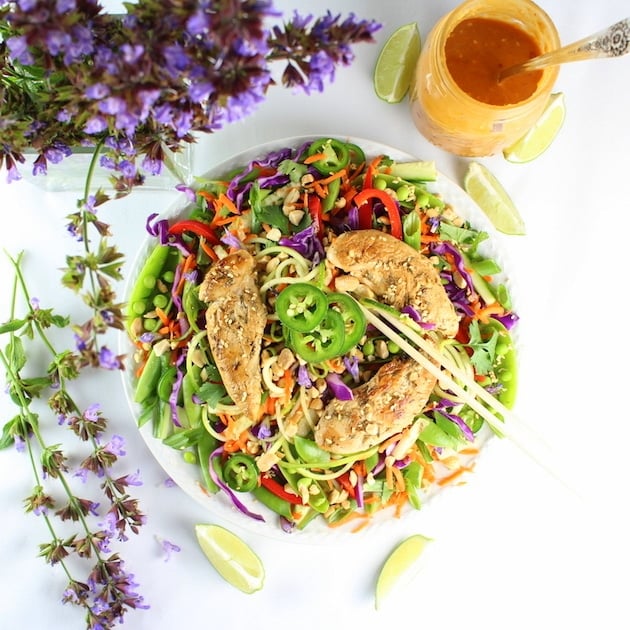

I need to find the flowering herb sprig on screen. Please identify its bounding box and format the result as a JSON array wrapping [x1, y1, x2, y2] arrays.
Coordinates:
[[0, 250, 147, 629], [60, 141, 128, 369], [0, 0, 380, 190]]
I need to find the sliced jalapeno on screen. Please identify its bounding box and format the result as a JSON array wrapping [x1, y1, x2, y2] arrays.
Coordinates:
[[307, 138, 350, 175], [222, 453, 259, 492], [289, 309, 346, 363], [275, 282, 328, 333], [326, 292, 366, 354]]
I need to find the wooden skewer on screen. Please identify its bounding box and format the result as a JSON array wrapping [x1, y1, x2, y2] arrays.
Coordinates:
[[360, 304, 581, 495]]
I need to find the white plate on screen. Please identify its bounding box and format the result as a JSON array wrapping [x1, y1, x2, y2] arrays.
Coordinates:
[[120, 135, 519, 543]]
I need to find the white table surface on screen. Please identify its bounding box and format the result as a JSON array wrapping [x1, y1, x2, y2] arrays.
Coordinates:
[[2, 1, 629, 628]]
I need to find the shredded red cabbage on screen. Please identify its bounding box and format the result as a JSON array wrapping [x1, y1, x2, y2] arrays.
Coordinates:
[[401, 305, 436, 330], [343, 355, 360, 382], [146, 212, 190, 255], [297, 364, 313, 387], [431, 241, 475, 292], [168, 367, 184, 428], [278, 223, 325, 263], [354, 471, 364, 508], [325, 373, 353, 401], [492, 311, 519, 330], [432, 399, 475, 442], [220, 230, 243, 249]]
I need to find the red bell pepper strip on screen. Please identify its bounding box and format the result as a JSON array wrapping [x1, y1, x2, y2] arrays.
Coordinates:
[[260, 475, 304, 505], [308, 194, 324, 238], [353, 188, 403, 240], [168, 219, 220, 245], [336, 471, 356, 499]]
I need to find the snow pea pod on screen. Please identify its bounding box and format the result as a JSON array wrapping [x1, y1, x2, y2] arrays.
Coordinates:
[[250, 485, 293, 519], [134, 347, 163, 404], [197, 432, 220, 494], [126, 245, 170, 326]]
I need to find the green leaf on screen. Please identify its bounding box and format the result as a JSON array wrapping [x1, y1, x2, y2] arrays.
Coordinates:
[[467, 320, 499, 375], [21, 376, 53, 398], [0, 318, 27, 335], [278, 158, 307, 183], [6, 336, 26, 372], [249, 182, 289, 233], [0, 417, 18, 449], [418, 420, 459, 450], [196, 381, 229, 407]]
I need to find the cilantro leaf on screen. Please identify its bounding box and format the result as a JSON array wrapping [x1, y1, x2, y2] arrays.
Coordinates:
[[467, 320, 498, 374]]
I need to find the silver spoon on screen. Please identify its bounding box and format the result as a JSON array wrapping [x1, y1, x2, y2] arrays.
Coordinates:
[[499, 17, 630, 81]]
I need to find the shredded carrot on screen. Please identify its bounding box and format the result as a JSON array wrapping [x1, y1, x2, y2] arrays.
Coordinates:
[[198, 190, 217, 204], [437, 464, 475, 486], [472, 301, 505, 323], [175, 253, 197, 295], [316, 168, 346, 186], [155, 306, 170, 326], [199, 238, 219, 261], [388, 492, 408, 518], [214, 192, 239, 217], [352, 460, 366, 478], [350, 518, 372, 533], [459, 447, 480, 456], [389, 464, 406, 493], [280, 369, 294, 404], [327, 510, 370, 529], [223, 432, 250, 453], [304, 152, 327, 164], [378, 431, 405, 453]]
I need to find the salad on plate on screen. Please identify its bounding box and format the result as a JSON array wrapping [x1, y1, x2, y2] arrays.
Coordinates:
[[124, 137, 518, 533]]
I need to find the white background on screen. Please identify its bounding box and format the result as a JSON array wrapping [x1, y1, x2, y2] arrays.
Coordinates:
[[1, 1, 629, 629]]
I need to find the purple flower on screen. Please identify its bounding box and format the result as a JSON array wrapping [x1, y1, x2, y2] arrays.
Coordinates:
[[124, 469, 143, 487], [121, 43, 144, 63], [83, 403, 100, 422], [6, 164, 22, 183], [45, 30, 71, 56], [6, 35, 34, 65], [74, 466, 89, 483], [44, 143, 72, 164], [163, 44, 190, 74], [187, 11, 210, 35], [84, 116, 108, 134], [85, 83, 110, 100], [56, 0, 76, 13], [104, 435, 126, 457], [16, 0, 37, 10], [98, 96, 126, 116], [117, 159, 136, 179], [157, 537, 182, 562], [98, 346, 122, 370], [305, 51, 336, 94]]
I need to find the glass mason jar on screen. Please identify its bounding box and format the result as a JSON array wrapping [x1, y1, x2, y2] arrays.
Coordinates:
[[22, 143, 194, 193], [410, 0, 560, 157]]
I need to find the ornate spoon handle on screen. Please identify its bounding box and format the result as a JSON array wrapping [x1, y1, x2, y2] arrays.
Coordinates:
[[499, 18, 630, 80]]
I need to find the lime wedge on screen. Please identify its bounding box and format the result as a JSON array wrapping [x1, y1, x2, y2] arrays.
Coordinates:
[[464, 162, 526, 235], [375, 534, 432, 609], [373, 23, 421, 104], [503, 92, 566, 163], [194, 524, 265, 594]]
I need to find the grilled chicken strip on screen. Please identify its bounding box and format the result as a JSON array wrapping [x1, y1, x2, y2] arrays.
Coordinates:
[[327, 229, 459, 337], [314, 356, 437, 454], [198, 250, 266, 419]]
